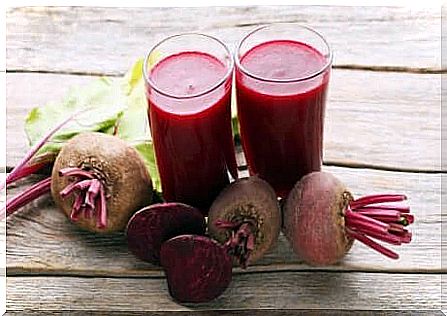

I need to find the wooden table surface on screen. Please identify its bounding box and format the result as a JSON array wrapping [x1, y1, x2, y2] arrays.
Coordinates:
[[4, 5, 443, 314]]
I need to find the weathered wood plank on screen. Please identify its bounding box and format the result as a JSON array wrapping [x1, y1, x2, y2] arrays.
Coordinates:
[[6, 166, 441, 276], [5, 311, 443, 316], [6, 6, 441, 75], [6, 273, 441, 311], [6, 70, 441, 170], [1, 184, 5, 272]]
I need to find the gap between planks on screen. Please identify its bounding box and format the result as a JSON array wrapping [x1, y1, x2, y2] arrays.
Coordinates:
[[237, 162, 445, 174], [6, 265, 445, 279], [6, 64, 446, 78], [7, 162, 445, 175], [4, 311, 445, 316]]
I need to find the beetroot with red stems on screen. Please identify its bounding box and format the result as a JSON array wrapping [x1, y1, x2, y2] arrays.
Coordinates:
[[126, 203, 206, 265], [160, 234, 233, 303], [283, 171, 414, 266], [207, 176, 281, 268], [51, 132, 153, 233]]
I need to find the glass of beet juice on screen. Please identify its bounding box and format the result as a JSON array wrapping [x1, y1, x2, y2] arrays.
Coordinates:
[[235, 24, 332, 198], [143, 33, 237, 213]]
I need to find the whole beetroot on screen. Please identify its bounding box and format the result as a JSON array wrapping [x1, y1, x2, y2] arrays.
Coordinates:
[[51, 132, 153, 233], [283, 171, 413, 266], [208, 176, 281, 268]]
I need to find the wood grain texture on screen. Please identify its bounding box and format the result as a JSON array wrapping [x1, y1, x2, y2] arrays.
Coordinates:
[[6, 6, 441, 75], [1, 184, 5, 272], [6, 273, 441, 311], [5, 311, 444, 316], [6, 166, 441, 276], [6, 70, 441, 170]]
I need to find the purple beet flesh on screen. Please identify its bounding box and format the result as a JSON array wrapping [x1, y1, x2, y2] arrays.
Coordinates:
[[126, 203, 206, 265], [160, 235, 233, 303]]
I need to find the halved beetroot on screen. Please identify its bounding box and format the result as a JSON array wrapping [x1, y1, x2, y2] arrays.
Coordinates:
[[160, 235, 233, 303], [125, 203, 205, 265]]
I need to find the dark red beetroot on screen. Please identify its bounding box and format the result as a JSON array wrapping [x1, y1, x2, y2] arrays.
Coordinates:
[[208, 176, 281, 268], [126, 203, 206, 265], [160, 235, 232, 303], [283, 171, 414, 266], [51, 132, 153, 233]]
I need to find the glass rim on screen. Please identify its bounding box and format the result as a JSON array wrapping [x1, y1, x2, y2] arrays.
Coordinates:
[[234, 23, 333, 83], [143, 32, 234, 100]]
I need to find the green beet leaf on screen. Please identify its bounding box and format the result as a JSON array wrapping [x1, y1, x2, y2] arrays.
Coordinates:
[[25, 77, 125, 155], [24, 58, 162, 192]]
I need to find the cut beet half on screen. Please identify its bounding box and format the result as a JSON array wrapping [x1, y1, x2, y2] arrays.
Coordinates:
[[126, 203, 206, 265], [160, 234, 233, 303]]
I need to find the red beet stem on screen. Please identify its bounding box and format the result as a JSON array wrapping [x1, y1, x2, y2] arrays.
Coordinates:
[[3, 177, 52, 218], [59, 168, 108, 229], [60, 179, 93, 198], [368, 216, 402, 223], [85, 179, 101, 209], [345, 217, 390, 235], [71, 194, 84, 221], [5, 161, 49, 186], [355, 209, 401, 221], [356, 204, 410, 213], [215, 219, 256, 269], [344, 192, 413, 260], [400, 231, 413, 243], [346, 228, 399, 259], [58, 167, 95, 179], [2, 112, 81, 192], [98, 185, 107, 228], [361, 229, 402, 245], [387, 223, 406, 233], [350, 194, 407, 209], [345, 209, 390, 230], [400, 213, 414, 225]]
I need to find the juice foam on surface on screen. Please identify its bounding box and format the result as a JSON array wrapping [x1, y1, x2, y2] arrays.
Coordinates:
[[150, 52, 227, 115]]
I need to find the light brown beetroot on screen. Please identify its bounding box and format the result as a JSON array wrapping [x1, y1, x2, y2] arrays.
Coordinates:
[[283, 171, 413, 266], [208, 176, 281, 268], [51, 132, 153, 233], [283, 171, 353, 265]]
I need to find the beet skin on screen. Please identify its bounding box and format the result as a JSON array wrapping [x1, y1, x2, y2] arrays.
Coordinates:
[[51, 132, 153, 233], [283, 171, 353, 266]]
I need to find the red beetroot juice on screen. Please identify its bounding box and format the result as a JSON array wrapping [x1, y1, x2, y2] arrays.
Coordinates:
[[236, 40, 330, 197], [146, 51, 237, 212]]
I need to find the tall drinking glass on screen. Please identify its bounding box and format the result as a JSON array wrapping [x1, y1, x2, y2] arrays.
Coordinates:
[[235, 24, 332, 198], [144, 33, 237, 213]]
